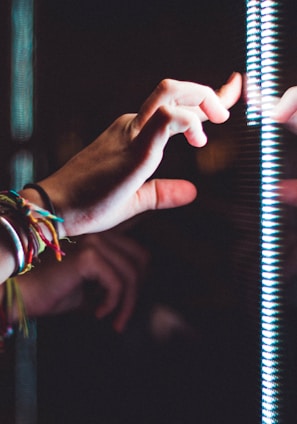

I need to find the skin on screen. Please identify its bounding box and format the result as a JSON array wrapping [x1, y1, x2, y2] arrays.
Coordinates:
[[0, 73, 242, 282], [11, 76, 297, 330], [0, 230, 149, 333], [273, 86, 297, 205], [273, 86, 297, 132], [35, 73, 243, 236]]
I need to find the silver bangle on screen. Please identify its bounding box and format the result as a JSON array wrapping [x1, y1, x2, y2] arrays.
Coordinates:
[[0, 216, 26, 275]]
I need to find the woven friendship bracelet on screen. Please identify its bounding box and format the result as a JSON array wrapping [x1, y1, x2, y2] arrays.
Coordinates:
[[23, 183, 59, 235], [0, 190, 64, 271], [0, 190, 65, 344]]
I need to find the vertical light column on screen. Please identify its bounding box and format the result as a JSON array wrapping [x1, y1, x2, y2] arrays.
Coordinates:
[[246, 1, 283, 423], [10, 1, 37, 423], [11, 0, 34, 142], [260, 1, 283, 419]]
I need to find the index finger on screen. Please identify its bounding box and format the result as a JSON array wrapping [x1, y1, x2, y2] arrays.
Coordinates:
[[197, 72, 243, 122], [134, 78, 230, 130], [216, 72, 242, 109]]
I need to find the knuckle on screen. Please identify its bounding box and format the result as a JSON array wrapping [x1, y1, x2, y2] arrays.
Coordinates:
[[202, 85, 214, 99], [156, 78, 175, 94]]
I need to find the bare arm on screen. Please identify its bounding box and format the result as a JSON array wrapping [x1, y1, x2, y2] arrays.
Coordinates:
[[0, 73, 242, 282]]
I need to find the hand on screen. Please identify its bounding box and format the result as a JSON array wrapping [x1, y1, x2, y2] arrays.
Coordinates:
[[272, 86, 297, 205], [272, 86, 297, 134], [30, 73, 242, 237], [8, 230, 149, 332]]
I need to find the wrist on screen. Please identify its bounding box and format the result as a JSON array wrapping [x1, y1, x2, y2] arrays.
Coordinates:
[[20, 185, 66, 239], [0, 190, 64, 279]]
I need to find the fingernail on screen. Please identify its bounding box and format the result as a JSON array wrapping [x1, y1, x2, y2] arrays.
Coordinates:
[[199, 133, 208, 147]]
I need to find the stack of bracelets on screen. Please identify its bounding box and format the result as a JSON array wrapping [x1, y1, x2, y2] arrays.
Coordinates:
[[0, 186, 64, 351]]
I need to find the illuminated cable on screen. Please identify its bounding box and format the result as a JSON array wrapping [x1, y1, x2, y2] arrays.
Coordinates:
[[246, 1, 283, 423]]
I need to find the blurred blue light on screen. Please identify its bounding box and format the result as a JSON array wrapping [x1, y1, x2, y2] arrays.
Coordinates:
[[11, 0, 34, 141]]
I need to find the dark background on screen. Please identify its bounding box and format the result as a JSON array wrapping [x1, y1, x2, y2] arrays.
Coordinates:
[[1, 0, 297, 423], [34, 2, 253, 423]]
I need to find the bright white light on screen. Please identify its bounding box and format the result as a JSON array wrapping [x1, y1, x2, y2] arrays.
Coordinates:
[[262, 242, 276, 250], [262, 235, 278, 243], [247, 1, 283, 422], [262, 316, 280, 325], [262, 359, 275, 368], [262, 195, 278, 202]]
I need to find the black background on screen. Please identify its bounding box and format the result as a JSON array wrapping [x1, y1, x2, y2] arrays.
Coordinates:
[[1, 0, 297, 423]]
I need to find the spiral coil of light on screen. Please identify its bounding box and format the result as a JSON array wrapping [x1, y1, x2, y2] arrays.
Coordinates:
[[246, 1, 283, 423]]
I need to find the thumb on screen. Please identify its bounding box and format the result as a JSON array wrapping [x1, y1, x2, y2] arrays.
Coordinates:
[[134, 179, 197, 212], [272, 87, 297, 123]]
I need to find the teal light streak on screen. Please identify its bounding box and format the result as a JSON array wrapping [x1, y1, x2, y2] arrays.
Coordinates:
[[11, 0, 34, 141], [10, 2, 36, 423], [10, 150, 34, 191]]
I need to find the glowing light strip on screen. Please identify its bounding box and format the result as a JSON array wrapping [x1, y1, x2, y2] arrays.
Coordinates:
[[10, 150, 34, 191], [246, 1, 283, 423], [11, 0, 34, 141], [10, 2, 37, 423]]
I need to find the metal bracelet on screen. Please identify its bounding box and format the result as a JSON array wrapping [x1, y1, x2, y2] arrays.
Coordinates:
[[0, 216, 26, 276]]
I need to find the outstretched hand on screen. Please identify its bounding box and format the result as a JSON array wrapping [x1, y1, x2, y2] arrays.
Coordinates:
[[32, 73, 242, 237]]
